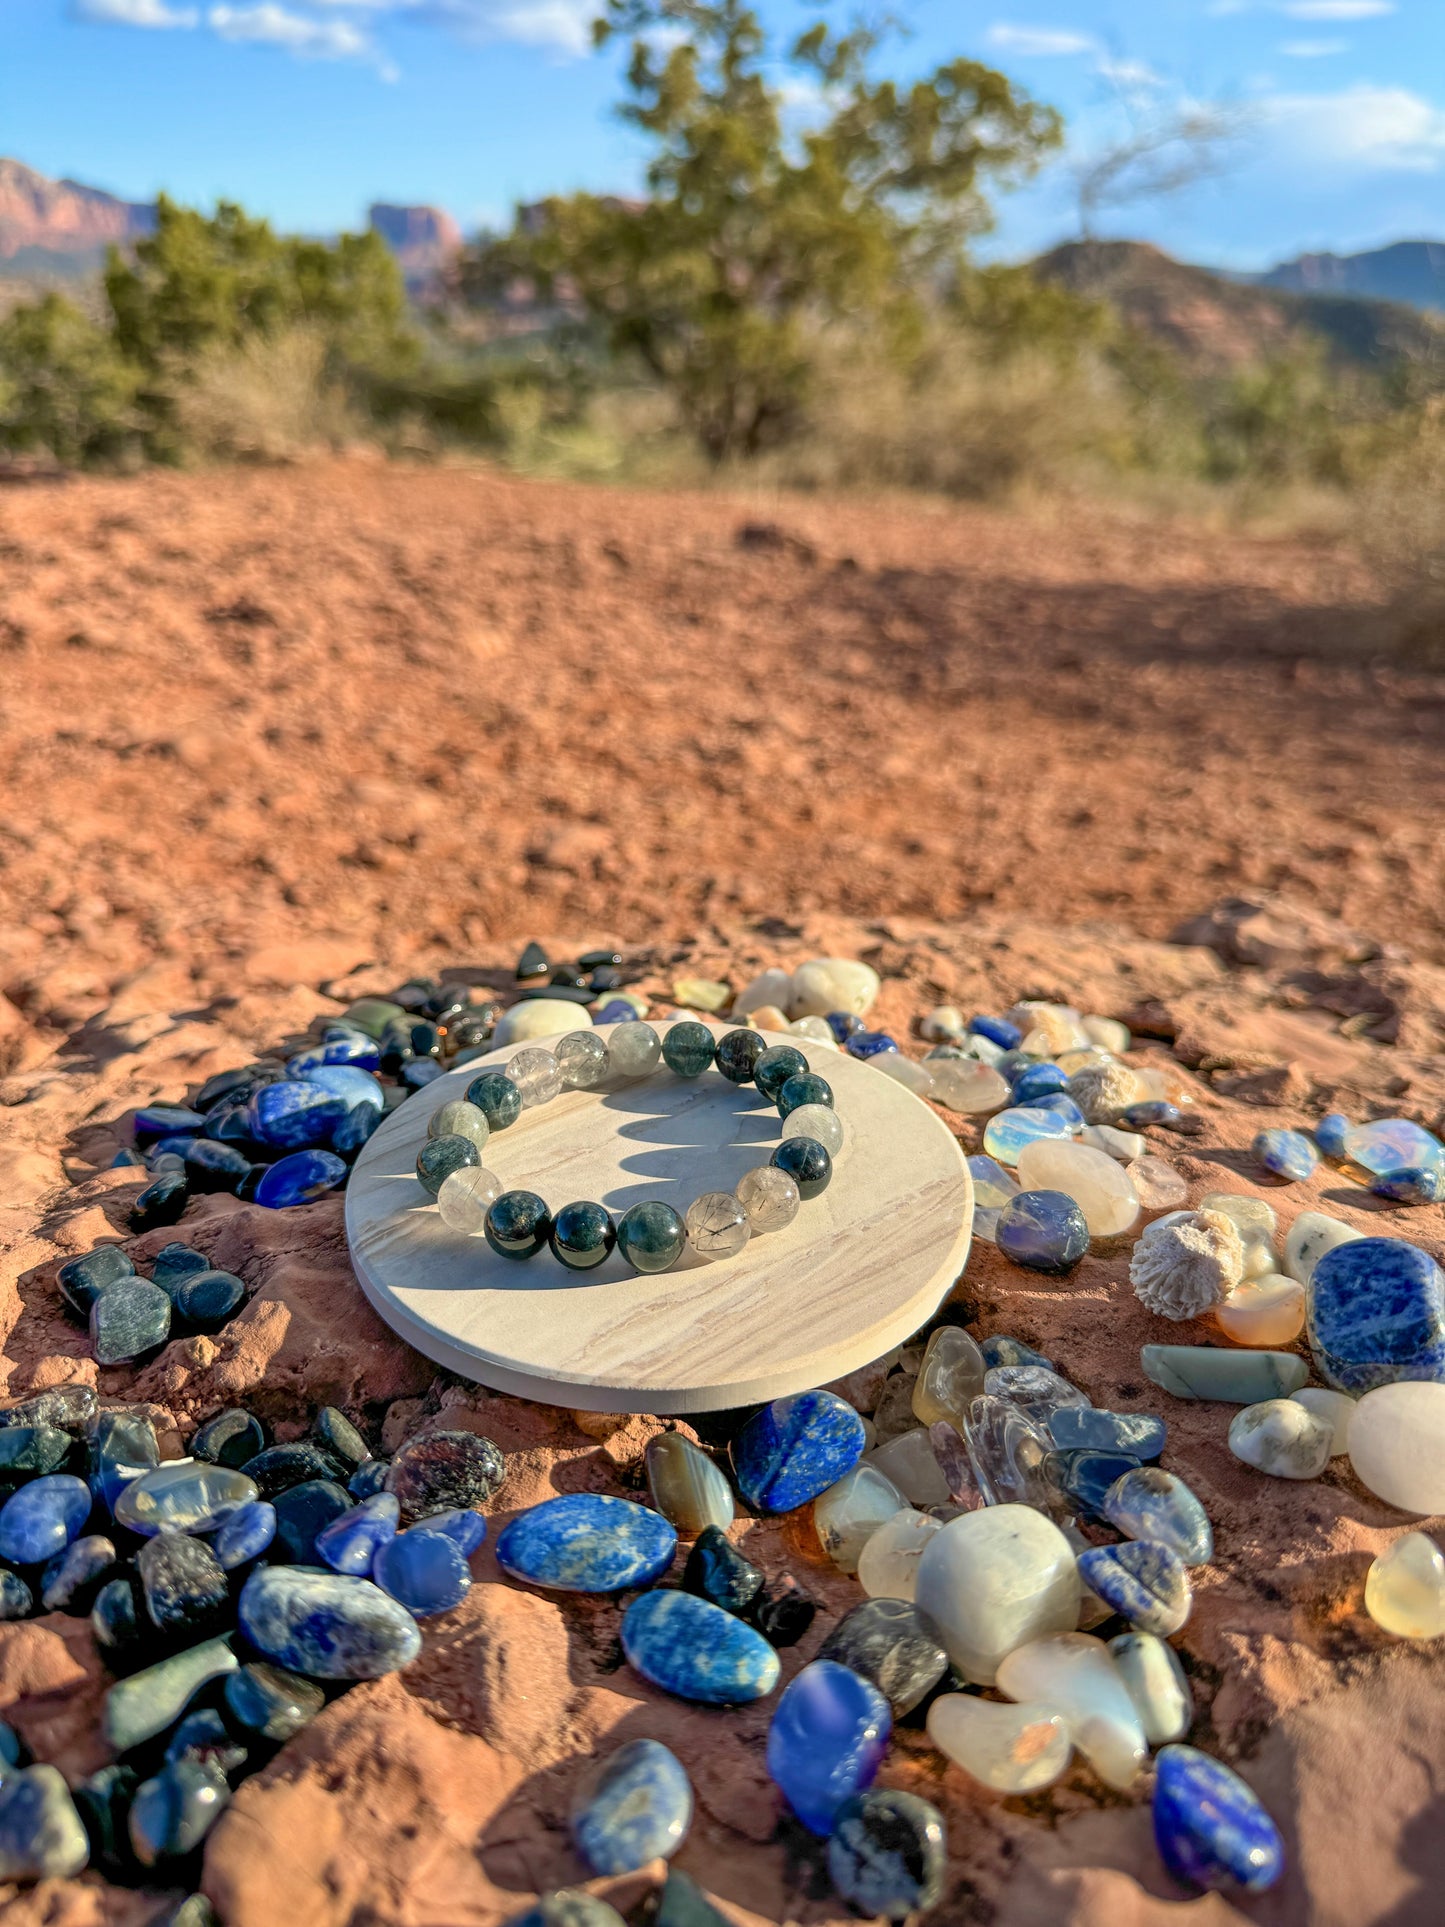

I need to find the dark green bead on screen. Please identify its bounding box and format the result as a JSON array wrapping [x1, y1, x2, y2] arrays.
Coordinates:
[[617, 1201, 686, 1273], [714, 1029, 767, 1085], [485, 1190, 552, 1260], [771, 1136, 832, 1200], [661, 1022, 716, 1079], [777, 1072, 834, 1119], [549, 1201, 617, 1271], [416, 1134, 480, 1197], [754, 1045, 808, 1103], [466, 1071, 523, 1132]]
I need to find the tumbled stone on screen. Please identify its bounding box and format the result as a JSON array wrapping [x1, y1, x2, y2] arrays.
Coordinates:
[[827, 1788, 945, 1921], [0, 1424, 73, 1482], [90, 1279, 171, 1365], [238, 1567, 422, 1678], [788, 958, 880, 1020], [980, 1335, 1053, 1372], [1289, 1387, 1355, 1456], [1196, 1193, 1277, 1277], [1102, 1467, 1213, 1566], [0, 1765, 90, 1880], [571, 1738, 692, 1875], [963, 1396, 1059, 1511], [866, 1428, 949, 1506], [1141, 1344, 1308, 1403], [930, 1058, 1010, 1115], [422, 1507, 486, 1555], [384, 1429, 505, 1522], [767, 1660, 890, 1834], [374, 1525, 471, 1615], [129, 1761, 229, 1865], [316, 1491, 399, 1575], [0, 1570, 33, 1619], [496, 1494, 676, 1592], [1308, 1237, 1445, 1392], [129, 1170, 188, 1232], [273, 1479, 353, 1564], [165, 1708, 248, 1780], [928, 1421, 984, 1508], [214, 1500, 276, 1570], [1228, 1399, 1334, 1479], [1342, 1118, 1445, 1182], [40, 1534, 115, 1612], [1125, 1155, 1189, 1211], [1110, 1629, 1191, 1743], [57, 1245, 134, 1316], [983, 1107, 1078, 1167], [1253, 1128, 1318, 1183], [1083, 1123, 1147, 1162], [995, 1190, 1089, 1273], [245, 1442, 348, 1499], [253, 1149, 347, 1208], [966, 1155, 1020, 1242], [751, 1577, 817, 1649], [914, 1506, 1079, 1685], [173, 1268, 245, 1332], [1153, 1745, 1284, 1893], [733, 1390, 865, 1513], [0, 1384, 97, 1435], [73, 1763, 139, 1876], [646, 1434, 734, 1535], [817, 1598, 948, 1716], [1347, 1381, 1445, 1513], [114, 1460, 258, 1536], [622, 1589, 779, 1704], [1078, 1540, 1191, 1634], [189, 1408, 265, 1469], [813, 1465, 909, 1574], [857, 1509, 941, 1601], [1015, 1139, 1140, 1238], [103, 1637, 238, 1751], [911, 1327, 986, 1430], [1048, 1407, 1164, 1459], [137, 1532, 229, 1638], [682, 1524, 764, 1615], [349, 1457, 390, 1499], [223, 1662, 325, 1740], [90, 1576, 146, 1666], [0, 1473, 91, 1563], [927, 1692, 1072, 1793], [1046, 1449, 1146, 1519], [985, 1363, 1089, 1426], [1215, 1273, 1306, 1347], [872, 1371, 923, 1444], [1284, 1210, 1364, 1285], [1364, 1532, 1445, 1639], [997, 1632, 1146, 1790]]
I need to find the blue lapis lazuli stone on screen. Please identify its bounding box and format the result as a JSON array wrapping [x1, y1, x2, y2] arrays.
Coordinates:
[[1252, 1128, 1319, 1183], [1047, 1449, 1145, 1518], [248, 1081, 349, 1150], [315, 1492, 400, 1575], [1119, 1101, 1181, 1129], [287, 1034, 381, 1073], [620, 1590, 780, 1704], [846, 1031, 897, 1060], [732, 1391, 865, 1513], [571, 1739, 693, 1875], [1371, 1166, 1445, 1205], [495, 1494, 676, 1593], [423, 1507, 487, 1556], [1315, 1112, 1351, 1159], [237, 1566, 421, 1679], [0, 1475, 92, 1564], [215, 1501, 277, 1571], [766, 1660, 892, 1835], [373, 1527, 471, 1616], [294, 1065, 385, 1113], [1049, 1407, 1165, 1459], [970, 1014, 1022, 1051], [1078, 1540, 1188, 1635], [1153, 1745, 1284, 1894], [253, 1150, 347, 1209], [826, 1011, 865, 1044], [1308, 1237, 1445, 1391], [1103, 1467, 1213, 1566], [331, 1106, 379, 1158], [1010, 1063, 1069, 1104], [995, 1190, 1089, 1274]]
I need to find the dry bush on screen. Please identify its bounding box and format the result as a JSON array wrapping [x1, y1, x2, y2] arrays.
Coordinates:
[[1356, 402, 1445, 664], [168, 324, 367, 463]]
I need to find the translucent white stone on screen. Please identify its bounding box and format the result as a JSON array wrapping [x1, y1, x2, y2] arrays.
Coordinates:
[[872, 1051, 935, 1098], [914, 1506, 1080, 1685], [1198, 1192, 1277, 1278], [867, 1429, 950, 1506], [1082, 1016, 1131, 1054], [427, 1099, 490, 1151], [927, 1693, 1072, 1793], [1127, 1157, 1189, 1212], [912, 1327, 986, 1430], [1290, 1388, 1355, 1456], [437, 1165, 503, 1234], [788, 1016, 837, 1049], [968, 1155, 1019, 1242], [1364, 1532, 1445, 1639], [872, 1373, 923, 1444], [781, 1103, 844, 1157], [1083, 1124, 1146, 1163], [1009, 1003, 1088, 1055], [1109, 1631, 1191, 1744], [921, 1006, 966, 1043], [813, 1465, 909, 1574], [608, 1021, 662, 1076], [788, 958, 880, 1020], [1283, 1210, 1364, 1286], [996, 1633, 1147, 1790], [735, 1164, 800, 1234], [857, 1509, 942, 1601], [495, 1001, 589, 1047], [1015, 1139, 1140, 1238], [1228, 1399, 1334, 1479], [556, 1030, 611, 1090], [732, 968, 794, 1018], [505, 1046, 562, 1108], [929, 1058, 1010, 1114], [1213, 1274, 1306, 1348], [1348, 1382, 1445, 1514], [684, 1191, 751, 1260]]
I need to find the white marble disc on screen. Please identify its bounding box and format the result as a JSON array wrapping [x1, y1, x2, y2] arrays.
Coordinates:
[[344, 1024, 973, 1413]]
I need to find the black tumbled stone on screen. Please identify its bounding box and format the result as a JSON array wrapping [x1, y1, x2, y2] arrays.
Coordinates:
[[57, 1246, 134, 1316], [549, 965, 586, 989], [682, 1525, 764, 1616], [183, 1141, 251, 1193], [129, 1173, 188, 1233], [444, 1007, 498, 1052], [271, 1479, 351, 1563], [424, 984, 471, 1022], [817, 1598, 948, 1716], [0, 1384, 96, 1435], [151, 1244, 211, 1295], [392, 978, 439, 1012], [383, 1429, 505, 1524], [195, 1067, 261, 1113], [223, 1661, 324, 1741], [165, 1708, 248, 1780], [314, 1407, 369, 1470], [136, 1533, 229, 1639], [174, 1270, 245, 1333], [189, 1408, 265, 1470], [714, 1029, 767, 1085], [578, 949, 623, 971], [90, 1279, 172, 1365], [0, 1425, 73, 1482], [74, 1763, 140, 1875], [751, 1580, 817, 1648], [243, 1442, 348, 1499], [516, 942, 549, 980], [91, 1575, 149, 1668]]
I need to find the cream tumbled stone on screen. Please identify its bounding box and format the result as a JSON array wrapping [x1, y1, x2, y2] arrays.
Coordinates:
[[1127, 1156, 1190, 1212], [788, 958, 880, 1019], [1214, 1274, 1306, 1348], [996, 1633, 1147, 1790], [788, 1016, 838, 1049], [1364, 1533, 1445, 1639], [914, 1506, 1080, 1685], [1082, 1015, 1132, 1054], [1348, 1382, 1445, 1515], [1229, 1398, 1334, 1479], [1290, 1388, 1355, 1456], [1008, 1003, 1088, 1055], [813, 1465, 909, 1574], [1109, 1631, 1191, 1744], [732, 968, 794, 1018], [927, 1693, 1072, 1794], [921, 1006, 966, 1042], [1283, 1210, 1364, 1286], [928, 1058, 1010, 1115], [494, 1000, 591, 1047], [1015, 1139, 1140, 1238], [857, 1509, 942, 1601]]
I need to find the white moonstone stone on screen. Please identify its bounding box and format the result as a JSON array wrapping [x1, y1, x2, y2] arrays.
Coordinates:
[[608, 1020, 662, 1076], [914, 1506, 1080, 1685], [1349, 1382, 1445, 1514], [1082, 1124, 1146, 1163], [781, 1103, 844, 1157], [857, 1508, 942, 1600], [813, 1465, 909, 1574], [1364, 1532, 1445, 1639], [734, 1164, 800, 1234], [1082, 1015, 1132, 1054], [1213, 1274, 1306, 1347], [732, 968, 794, 1018], [927, 1693, 1072, 1793], [1290, 1387, 1355, 1456], [867, 1429, 950, 1506], [787, 958, 880, 1020], [1109, 1630, 1191, 1744], [1126, 1156, 1190, 1212], [928, 1058, 1010, 1115], [437, 1165, 503, 1234], [871, 1051, 935, 1098], [427, 1099, 490, 1151], [912, 1326, 986, 1430], [494, 1000, 590, 1047], [1199, 1193, 1278, 1278], [505, 1046, 562, 1108], [996, 1633, 1147, 1790], [556, 1030, 611, 1089], [1228, 1398, 1334, 1479], [1283, 1210, 1364, 1286], [1015, 1139, 1141, 1238], [684, 1191, 751, 1260]]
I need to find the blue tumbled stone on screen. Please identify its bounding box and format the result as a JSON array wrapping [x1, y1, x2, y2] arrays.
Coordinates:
[[1371, 1166, 1445, 1204], [402, 1058, 444, 1091], [1308, 1237, 1445, 1391], [41, 1534, 115, 1611], [766, 1660, 891, 1835], [253, 1149, 347, 1209], [1153, 1745, 1283, 1893], [571, 1739, 692, 1875], [89, 1279, 171, 1364], [1252, 1128, 1319, 1183], [1028, 1092, 1088, 1130], [248, 1081, 348, 1150], [620, 1589, 780, 1704], [332, 1105, 379, 1158], [732, 1391, 865, 1514], [316, 1491, 400, 1574], [970, 1014, 1022, 1051], [238, 1566, 422, 1678], [348, 1458, 390, 1499], [1010, 1063, 1069, 1103], [1315, 1112, 1351, 1159], [0, 1570, 34, 1619], [128, 1759, 230, 1865], [980, 1334, 1054, 1372], [995, 1189, 1089, 1274], [423, 1507, 487, 1556], [214, 1500, 276, 1570], [982, 1105, 1077, 1166], [288, 1033, 381, 1072], [1045, 1449, 1146, 1518], [1078, 1540, 1190, 1635], [272, 1479, 352, 1564], [224, 1661, 324, 1741], [495, 1494, 676, 1592], [593, 998, 639, 1025], [373, 1526, 470, 1616], [294, 1064, 385, 1113], [846, 1031, 898, 1060], [0, 1474, 92, 1564], [826, 1010, 866, 1044], [134, 1104, 206, 1142], [1118, 1101, 1182, 1129], [1102, 1466, 1213, 1566], [89, 1410, 160, 1511], [1049, 1407, 1165, 1459]]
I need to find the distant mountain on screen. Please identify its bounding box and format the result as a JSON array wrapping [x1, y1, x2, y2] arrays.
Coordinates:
[[367, 203, 462, 298], [1257, 241, 1445, 314], [0, 156, 153, 277]]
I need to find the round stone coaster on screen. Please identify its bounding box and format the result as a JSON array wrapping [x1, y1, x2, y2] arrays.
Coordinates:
[[345, 1025, 973, 1413]]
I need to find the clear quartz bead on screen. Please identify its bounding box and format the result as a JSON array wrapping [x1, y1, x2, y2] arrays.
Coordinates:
[[609, 1020, 662, 1076], [427, 1099, 490, 1151], [437, 1165, 503, 1233], [781, 1103, 843, 1157], [556, 1030, 610, 1089], [735, 1164, 800, 1234], [506, 1047, 562, 1107], [684, 1191, 751, 1260]]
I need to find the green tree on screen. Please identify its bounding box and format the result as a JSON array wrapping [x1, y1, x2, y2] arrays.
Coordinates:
[[465, 0, 1061, 461], [0, 294, 139, 465]]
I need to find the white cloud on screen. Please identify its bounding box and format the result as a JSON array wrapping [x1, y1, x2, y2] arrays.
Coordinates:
[[1095, 55, 1164, 90], [72, 0, 198, 25], [208, 2, 376, 57], [1280, 1, 1392, 16], [985, 24, 1097, 57], [1279, 37, 1348, 54], [1263, 82, 1445, 171]]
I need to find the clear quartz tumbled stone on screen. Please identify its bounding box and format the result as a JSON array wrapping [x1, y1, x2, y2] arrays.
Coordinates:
[[856, 1509, 942, 1602], [685, 1191, 752, 1261], [782, 1103, 844, 1158], [506, 1047, 562, 1108], [609, 1021, 662, 1077], [556, 1030, 611, 1089], [427, 1100, 490, 1151], [735, 1164, 800, 1234], [437, 1165, 503, 1233], [1364, 1532, 1445, 1639]]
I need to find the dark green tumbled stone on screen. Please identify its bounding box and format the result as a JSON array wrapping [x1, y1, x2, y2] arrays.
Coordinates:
[[714, 1029, 767, 1086], [57, 1246, 133, 1316], [128, 1172, 188, 1233], [243, 1442, 348, 1499], [174, 1270, 245, 1333], [485, 1190, 552, 1260], [0, 1425, 73, 1482], [90, 1280, 172, 1365], [771, 1136, 832, 1199], [662, 1022, 717, 1079], [416, 1133, 480, 1198], [223, 1661, 324, 1741], [189, 1409, 265, 1469], [314, 1407, 369, 1470], [549, 1201, 617, 1271], [150, 1245, 210, 1297], [465, 1071, 523, 1132], [616, 1201, 686, 1274], [754, 1045, 808, 1104], [271, 1479, 351, 1564], [777, 1072, 833, 1118], [136, 1532, 229, 1639]]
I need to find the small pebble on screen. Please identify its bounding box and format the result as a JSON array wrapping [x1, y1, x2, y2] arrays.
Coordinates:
[[128, 1761, 230, 1865], [1252, 1128, 1319, 1183], [0, 1765, 91, 1880], [223, 1662, 325, 1740], [1228, 1399, 1334, 1479], [1363, 1531, 1445, 1639]]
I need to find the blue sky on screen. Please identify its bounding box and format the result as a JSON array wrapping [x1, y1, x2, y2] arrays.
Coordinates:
[[4, 1, 1442, 267]]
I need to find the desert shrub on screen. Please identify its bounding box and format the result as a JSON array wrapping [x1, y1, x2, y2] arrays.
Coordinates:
[[1356, 402, 1445, 663], [165, 324, 366, 463], [0, 294, 139, 465]]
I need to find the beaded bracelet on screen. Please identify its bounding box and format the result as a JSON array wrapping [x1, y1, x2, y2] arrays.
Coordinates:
[[413, 1021, 844, 1274]]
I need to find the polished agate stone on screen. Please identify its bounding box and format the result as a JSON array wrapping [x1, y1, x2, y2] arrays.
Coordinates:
[[1283, 1210, 1362, 1285], [967, 1156, 1021, 1243], [734, 1391, 865, 1513], [911, 1327, 986, 1429], [622, 1590, 779, 1703], [866, 1429, 949, 1506], [1112, 1630, 1191, 1743], [982, 1106, 1077, 1168], [1048, 1407, 1164, 1459], [995, 1190, 1089, 1273], [416, 1133, 480, 1198], [767, 1660, 891, 1835], [557, 1030, 611, 1088], [1253, 1128, 1318, 1182], [857, 1509, 941, 1601], [485, 1189, 552, 1260], [1347, 1381, 1445, 1513], [1364, 1532, 1445, 1638], [964, 1395, 1059, 1511], [427, 1099, 490, 1150], [1153, 1745, 1284, 1893], [1014, 1138, 1140, 1238], [1102, 1467, 1213, 1566], [818, 1598, 947, 1716], [114, 1461, 258, 1537], [828, 1788, 945, 1921], [914, 1506, 1079, 1685], [549, 1201, 617, 1270], [610, 1021, 662, 1076], [465, 1071, 524, 1131], [927, 1692, 1072, 1793], [997, 1633, 1146, 1790], [684, 1191, 751, 1260], [735, 1163, 800, 1234], [373, 1526, 471, 1616], [813, 1465, 909, 1573], [572, 1739, 692, 1876], [1308, 1238, 1445, 1392], [617, 1200, 686, 1272], [497, 1494, 676, 1591], [782, 1103, 844, 1157], [931, 1058, 1010, 1114], [1214, 1274, 1306, 1347], [646, 1434, 734, 1534], [1228, 1399, 1333, 1479], [1142, 1344, 1308, 1404], [1290, 1387, 1355, 1455], [1078, 1540, 1191, 1635]]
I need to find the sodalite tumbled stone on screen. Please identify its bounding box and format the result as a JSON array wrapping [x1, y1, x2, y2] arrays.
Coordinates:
[[238, 1567, 422, 1678], [248, 1081, 347, 1149], [1102, 1467, 1213, 1566], [766, 1660, 891, 1834], [1153, 1745, 1284, 1893], [571, 1739, 692, 1875], [295, 1064, 384, 1113], [733, 1391, 866, 1513], [215, 1501, 276, 1570], [1049, 1407, 1165, 1459], [496, 1494, 676, 1592], [373, 1527, 471, 1616], [316, 1492, 400, 1575], [1307, 1238, 1445, 1392], [253, 1150, 346, 1209], [622, 1591, 779, 1704], [995, 1190, 1089, 1273], [1252, 1128, 1319, 1182], [0, 1474, 91, 1564], [1077, 1541, 1191, 1635]]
